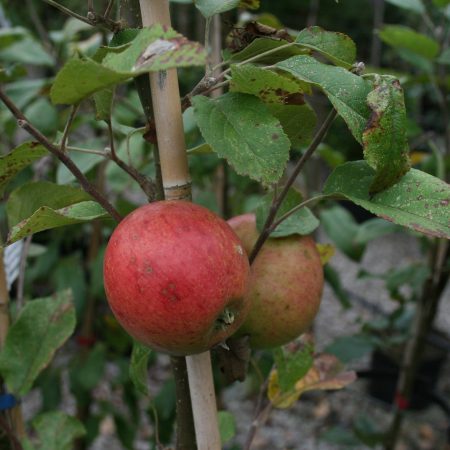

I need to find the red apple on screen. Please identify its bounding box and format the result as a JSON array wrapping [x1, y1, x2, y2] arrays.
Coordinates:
[[228, 213, 323, 349], [103, 200, 250, 355]]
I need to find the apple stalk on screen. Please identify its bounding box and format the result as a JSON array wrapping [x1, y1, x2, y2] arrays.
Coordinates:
[[138, 1, 222, 449]]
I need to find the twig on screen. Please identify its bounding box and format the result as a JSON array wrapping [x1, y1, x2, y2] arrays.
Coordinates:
[[26, 0, 54, 55], [249, 108, 337, 264], [182, 42, 297, 107], [106, 120, 157, 200], [0, 88, 122, 222], [60, 104, 80, 152], [384, 240, 450, 450], [104, 0, 115, 18], [16, 235, 32, 312], [244, 401, 273, 450], [43, 0, 122, 32]]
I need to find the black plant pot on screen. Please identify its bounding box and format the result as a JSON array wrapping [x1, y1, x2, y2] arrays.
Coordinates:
[[367, 337, 447, 410]]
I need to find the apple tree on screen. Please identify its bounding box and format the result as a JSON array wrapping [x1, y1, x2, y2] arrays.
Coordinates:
[[0, 0, 449, 449]]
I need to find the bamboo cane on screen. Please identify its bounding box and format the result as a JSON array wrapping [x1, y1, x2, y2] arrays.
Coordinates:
[[138, 1, 221, 448]]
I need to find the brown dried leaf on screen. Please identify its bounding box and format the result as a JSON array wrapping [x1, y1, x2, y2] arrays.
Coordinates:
[[268, 353, 356, 409]]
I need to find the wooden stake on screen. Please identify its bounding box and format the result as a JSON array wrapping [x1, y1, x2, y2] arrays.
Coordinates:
[[138, 1, 221, 448]]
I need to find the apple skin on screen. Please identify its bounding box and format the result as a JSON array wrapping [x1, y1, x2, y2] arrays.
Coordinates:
[[228, 213, 323, 349], [103, 200, 250, 356]]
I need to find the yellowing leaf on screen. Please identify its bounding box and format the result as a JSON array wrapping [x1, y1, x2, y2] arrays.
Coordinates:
[[316, 243, 335, 265], [268, 353, 356, 409]]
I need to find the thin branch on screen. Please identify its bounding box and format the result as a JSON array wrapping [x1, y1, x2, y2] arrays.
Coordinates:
[[249, 109, 337, 264], [26, 0, 54, 54], [183, 42, 297, 107], [0, 88, 122, 222], [60, 104, 80, 152], [244, 401, 273, 450], [104, 0, 115, 19], [106, 120, 157, 200], [43, 0, 122, 32]]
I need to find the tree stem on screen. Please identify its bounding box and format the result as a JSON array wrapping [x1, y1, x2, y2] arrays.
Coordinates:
[[384, 240, 450, 450]]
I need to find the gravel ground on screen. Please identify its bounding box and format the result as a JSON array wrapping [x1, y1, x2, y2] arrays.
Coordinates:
[[23, 231, 450, 450]]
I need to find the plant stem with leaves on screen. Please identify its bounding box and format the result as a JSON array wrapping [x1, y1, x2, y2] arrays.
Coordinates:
[[0, 88, 122, 222], [249, 108, 337, 263]]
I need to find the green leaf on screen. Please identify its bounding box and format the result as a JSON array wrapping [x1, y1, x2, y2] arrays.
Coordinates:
[[192, 93, 291, 185], [325, 335, 375, 363], [56, 147, 104, 184], [320, 205, 364, 261], [3, 78, 48, 109], [363, 75, 411, 193], [25, 98, 59, 135], [8, 201, 107, 245], [385, 0, 425, 13], [50, 57, 126, 105], [7, 181, 91, 227], [273, 346, 314, 393], [323, 161, 450, 239], [230, 64, 309, 104], [103, 25, 206, 73], [0, 291, 75, 396], [187, 143, 213, 155], [353, 416, 385, 447], [0, 35, 53, 66], [0, 28, 26, 50], [268, 103, 317, 148], [93, 87, 114, 121], [194, 0, 240, 17], [324, 265, 351, 309], [230, 38, 307, 65], [70, 344, 106, 393], [218, 411, 236, 444], [0, 64, 27, 83], [6, 181, 107, 245], [437, 47, 450, 65], [322, 426, 360, 446], [51, 25, 205, 105], [25, 412, 85, 450], [129, 341, 152, 396], [378, 25, 440, 60], [239, 0, 260, 9], [256, 189, 320, 237], [0, 142, 48, 194], [354, 218, 401, 244], [296, 26, 356, 68], [276, 55, 372, 143]]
